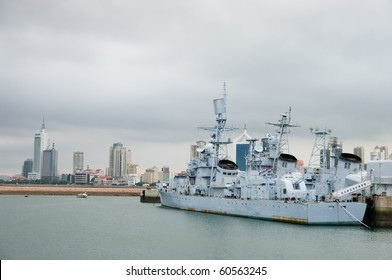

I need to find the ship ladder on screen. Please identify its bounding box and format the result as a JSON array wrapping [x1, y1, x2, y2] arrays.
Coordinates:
[[335, 200, 372, 230]]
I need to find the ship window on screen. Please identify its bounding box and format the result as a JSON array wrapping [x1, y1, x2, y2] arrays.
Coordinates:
[[344, 163, 351, 169]]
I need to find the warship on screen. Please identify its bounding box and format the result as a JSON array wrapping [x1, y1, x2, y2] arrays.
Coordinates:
[[158, 93, 371, 226]]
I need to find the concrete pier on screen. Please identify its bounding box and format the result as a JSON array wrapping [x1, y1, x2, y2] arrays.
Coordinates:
[[362, 195, 392, 227], [140, 188, 160, 203]]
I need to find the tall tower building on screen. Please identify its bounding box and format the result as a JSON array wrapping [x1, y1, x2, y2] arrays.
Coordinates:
[[371, 146, 389, 160], [144, 166, 158, 184], [159, 166, 170, 183], [128, 164, 140, 176], [234, 126, 252, 171], [33, 119, 50, 176], [354, 146, 365, 160], [108, 143, 130, 179], [73, 151, 84, 173], [190, 140, 206, 161], [22, 159, 33, 178], [41, 143, 58, 183], [353, 146, 365, 170]]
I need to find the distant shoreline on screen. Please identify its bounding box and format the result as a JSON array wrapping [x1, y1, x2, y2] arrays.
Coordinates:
[[0, 184, 145, 196]]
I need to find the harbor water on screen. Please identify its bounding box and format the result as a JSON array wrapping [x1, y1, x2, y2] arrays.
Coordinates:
[[1, 195, 391, 260]]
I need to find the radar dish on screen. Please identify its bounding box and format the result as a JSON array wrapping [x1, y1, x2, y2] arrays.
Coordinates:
[[204, 143, 214, 153], [254, 145, 263, 153]]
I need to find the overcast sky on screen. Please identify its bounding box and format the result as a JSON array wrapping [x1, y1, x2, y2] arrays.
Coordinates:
[[1, 0, 392, 176]]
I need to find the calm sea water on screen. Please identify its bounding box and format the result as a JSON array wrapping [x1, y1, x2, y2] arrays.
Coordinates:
[[0, 195, 391, 260]]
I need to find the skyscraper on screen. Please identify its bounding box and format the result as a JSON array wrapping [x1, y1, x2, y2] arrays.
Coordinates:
[[22, 159, 33, 178], [144, 166, 158, 184], [354, 146, 365, 170], [190, 140, 206, 161], [73, 151, 84, 173], [371, 145, 389, 160], [353, 146, 365, 160], [33, 119, 50, 176], [234, 126, 252, 171], [236, 144, 249, 171], [159, 166, 170, 183], [41, 143, 58, 183], [108, 143, 130, 179]]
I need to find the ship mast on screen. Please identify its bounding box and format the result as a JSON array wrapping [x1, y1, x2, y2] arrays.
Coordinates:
[[308, 127, 331, 168], [198, 83, 237, 185], [266, 107, 299, 170]]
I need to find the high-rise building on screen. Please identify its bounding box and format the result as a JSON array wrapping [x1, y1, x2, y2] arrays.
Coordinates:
[[128, 164, 140, 176], [73, 151, 84, 173], [158, 166, 170, 183], [353, 146, 365, 160], [33, 119, 50, 176], [22, 159, 33, 178], [108, 143, 130, 179], [353, 146, 365, 170], [41, 143, 58, 182], [144, 166, 158, 184], [190, 140, 206, 161], [370, 145, 389, 161], [234, 126, 252, 171], [326, 136, 342, 168], [236, 144, 249, 171]]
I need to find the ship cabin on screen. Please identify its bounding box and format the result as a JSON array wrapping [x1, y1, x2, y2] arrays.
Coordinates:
[[210, 159, 239, 197], [315, 153, 363, 198], [333, 153, 363, 191], [276, 153, 298, 176]]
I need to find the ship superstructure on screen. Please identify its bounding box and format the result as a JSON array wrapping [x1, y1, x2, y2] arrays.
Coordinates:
[[158, 94, 370, 226]]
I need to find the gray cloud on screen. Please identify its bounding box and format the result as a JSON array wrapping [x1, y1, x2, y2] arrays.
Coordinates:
[[1, 0, 392, 175]]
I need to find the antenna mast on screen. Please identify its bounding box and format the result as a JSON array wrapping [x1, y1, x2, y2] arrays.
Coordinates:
[[266, 107, 298, 154], [266, 107, 299, 170]]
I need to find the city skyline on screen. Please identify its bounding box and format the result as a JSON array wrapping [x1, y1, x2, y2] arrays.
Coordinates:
[[2, 118, 392, 179], [1, 0, 392, 176]]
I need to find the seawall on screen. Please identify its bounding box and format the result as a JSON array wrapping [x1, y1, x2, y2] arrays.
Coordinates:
[[0, 184, 144, 196], [362, 195, 392, 227]]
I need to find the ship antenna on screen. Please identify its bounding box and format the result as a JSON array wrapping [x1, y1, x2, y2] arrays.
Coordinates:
[[223, 81, 229, 101]]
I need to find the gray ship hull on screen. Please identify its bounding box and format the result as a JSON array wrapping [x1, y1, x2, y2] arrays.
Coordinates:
[[159, 191, 367, 225]]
